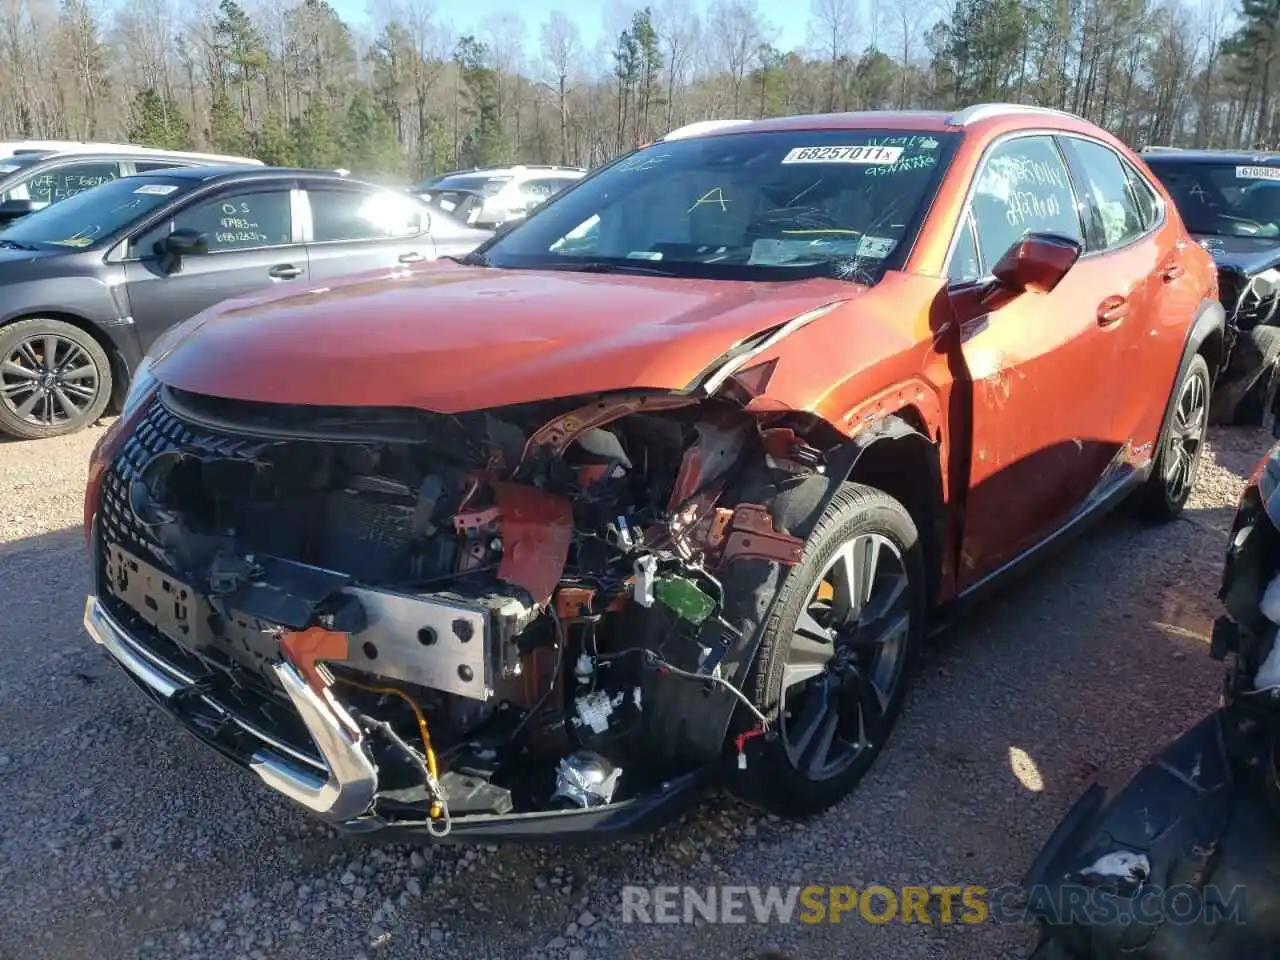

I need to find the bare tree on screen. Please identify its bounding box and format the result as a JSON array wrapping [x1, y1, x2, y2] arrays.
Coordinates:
[[539, 10, 580, 164], [707, 0, 771, 116], [886, 0, 934, 108], [653, 0, 700, 130], [807, 0, 858, 111]]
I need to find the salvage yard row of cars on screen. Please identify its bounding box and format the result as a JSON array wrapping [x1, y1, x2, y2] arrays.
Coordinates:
[[6, 109, 1280, 956]]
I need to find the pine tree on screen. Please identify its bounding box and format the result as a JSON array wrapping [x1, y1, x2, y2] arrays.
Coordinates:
[[128, 89, 192, 150]]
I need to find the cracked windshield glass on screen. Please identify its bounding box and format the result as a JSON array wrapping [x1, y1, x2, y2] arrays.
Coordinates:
[[482, 129, 956, 282]]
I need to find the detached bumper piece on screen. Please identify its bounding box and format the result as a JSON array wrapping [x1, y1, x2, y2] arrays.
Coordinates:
[[1023, 709, 1280, 958], [85, 593, 708, 841], [85, 594, 377, 822]]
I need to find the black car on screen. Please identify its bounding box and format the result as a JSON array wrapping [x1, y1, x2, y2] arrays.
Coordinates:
[[0, 166, 489, 440], [1023, 413, 1280, 959], [0, 145, 262, 226], [1143, 150, 1280, 424]]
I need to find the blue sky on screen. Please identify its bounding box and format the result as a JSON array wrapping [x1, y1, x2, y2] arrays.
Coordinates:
[[330, 0, 813, 63]]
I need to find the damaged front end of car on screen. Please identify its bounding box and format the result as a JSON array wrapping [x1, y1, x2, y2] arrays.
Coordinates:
[[82, 373, 849, 841], [1022, 430, 1280, 957], [1206, 256, 1280, 426]]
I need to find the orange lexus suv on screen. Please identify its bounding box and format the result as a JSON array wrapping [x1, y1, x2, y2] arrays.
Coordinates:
[[82, 104, 1221, 842]]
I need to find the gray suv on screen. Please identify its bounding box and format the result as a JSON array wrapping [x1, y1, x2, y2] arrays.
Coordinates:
[[0, 166, 489, 439]]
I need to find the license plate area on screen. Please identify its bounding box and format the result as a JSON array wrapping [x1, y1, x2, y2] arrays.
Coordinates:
[[104, 543, 210, 648]]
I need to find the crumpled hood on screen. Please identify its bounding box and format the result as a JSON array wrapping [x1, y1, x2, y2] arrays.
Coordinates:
[[150, 262, 863, 413]]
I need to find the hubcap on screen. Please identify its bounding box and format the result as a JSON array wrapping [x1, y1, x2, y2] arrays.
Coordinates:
[[780, 533, 911, 781], [1165, 370, 1206, 503], [0, 334, 100, 427]]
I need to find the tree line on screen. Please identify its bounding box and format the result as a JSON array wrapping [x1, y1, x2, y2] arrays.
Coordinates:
[[0, 0, 1271, 184]]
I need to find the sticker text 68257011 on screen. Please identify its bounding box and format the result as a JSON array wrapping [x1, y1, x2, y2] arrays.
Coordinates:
[[781, 145, 904, 165]]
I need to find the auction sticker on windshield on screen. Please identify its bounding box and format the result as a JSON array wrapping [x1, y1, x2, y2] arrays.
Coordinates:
[[134, 184, 179, 196], [1237, 165, 1280, 181], [782, 145, 904, 165]]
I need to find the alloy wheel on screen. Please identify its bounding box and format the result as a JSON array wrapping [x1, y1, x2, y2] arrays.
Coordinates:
[[0, 333, 101, 427], [780, 533, 912, 782], [1165, 368, 1207, 504]]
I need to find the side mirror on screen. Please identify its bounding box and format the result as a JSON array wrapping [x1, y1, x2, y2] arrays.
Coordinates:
[[0, 198, 35, 224], [155, 228, 207, 274], [948, 232, 1082, 321], [991, 232, 1081, 295]]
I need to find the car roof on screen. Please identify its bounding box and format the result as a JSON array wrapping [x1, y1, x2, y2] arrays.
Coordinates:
[[658, 103, 1105, 141], [132, 165, 388, 185], [1, 143, 263, 165], [1139, 149, 1280, 165]]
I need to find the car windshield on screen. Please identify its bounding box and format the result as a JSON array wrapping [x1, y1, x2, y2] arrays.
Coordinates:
[[1144, 157, 1280, 238], [0, 176, 187, 248], [477, 129, 957, 282]]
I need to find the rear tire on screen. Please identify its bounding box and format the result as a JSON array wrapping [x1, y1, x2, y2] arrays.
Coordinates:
[[0, 318, 112, 440], [732, 483, 926, 819], [1133, 353, 1210, 522]]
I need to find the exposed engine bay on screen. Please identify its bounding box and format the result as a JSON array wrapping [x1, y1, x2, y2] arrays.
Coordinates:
[[1023, 433, 1280, 957], [92, 383, 834, 835]]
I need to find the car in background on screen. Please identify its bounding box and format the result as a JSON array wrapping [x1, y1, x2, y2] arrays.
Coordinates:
[[1024, 415, 1280, 960], [0, 143, 263, 226], [79, 104, 1222, 845], [0, 166, 488, 440], [1143, 149, 1280, 424], [411, 164, 585, 229], [408, 167, 480, 191]]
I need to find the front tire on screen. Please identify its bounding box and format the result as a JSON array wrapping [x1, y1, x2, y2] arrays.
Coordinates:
[[0, 318, 112, 440], [733, 483, 926, 819], [1133, 353, 1210, 522]]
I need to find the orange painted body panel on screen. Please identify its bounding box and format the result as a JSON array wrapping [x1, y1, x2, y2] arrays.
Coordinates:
[[143, 108, 1219, 605], [150, 263, 864, 413]]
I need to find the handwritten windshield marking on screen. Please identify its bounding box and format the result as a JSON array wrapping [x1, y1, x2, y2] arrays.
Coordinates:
[[688, 187, 729, 213]]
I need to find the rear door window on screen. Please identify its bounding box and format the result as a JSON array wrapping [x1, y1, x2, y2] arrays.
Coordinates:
[[307, 188, 423, 242], [1059, 137, 1146, 250]]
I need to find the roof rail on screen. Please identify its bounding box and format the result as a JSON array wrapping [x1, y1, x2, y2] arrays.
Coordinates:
[[659, 119, 753, 141], [945, 103, 1084, 127]]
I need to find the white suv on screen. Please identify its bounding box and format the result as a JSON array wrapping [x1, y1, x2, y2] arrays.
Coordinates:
[[411, 165, 585, 229], [0, 143, 262, 224]]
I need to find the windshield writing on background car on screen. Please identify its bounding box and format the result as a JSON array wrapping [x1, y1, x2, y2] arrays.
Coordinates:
[[1145, 159, 1280, 238], [0, 177, 185, 248], [478, 129, 957, 282]]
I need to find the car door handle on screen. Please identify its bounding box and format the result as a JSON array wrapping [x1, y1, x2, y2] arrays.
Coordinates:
[[1160, 262, 1184, 282], [1097, 295, 1129, 326], [398, 252, 425, 264], [268, 264, 302, 280]]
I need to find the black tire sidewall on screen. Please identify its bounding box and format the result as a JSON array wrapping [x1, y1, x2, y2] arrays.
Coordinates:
[[1153, 353, 1211, 519], [736, 483, 927, 817], [0, 318, 112, 440]]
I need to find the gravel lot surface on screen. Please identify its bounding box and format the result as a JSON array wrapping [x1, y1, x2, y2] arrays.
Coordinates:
[[0, 420, 1267, 960]]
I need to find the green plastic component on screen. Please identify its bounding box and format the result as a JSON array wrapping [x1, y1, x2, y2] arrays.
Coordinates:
[[653, 574, 716, 624]]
